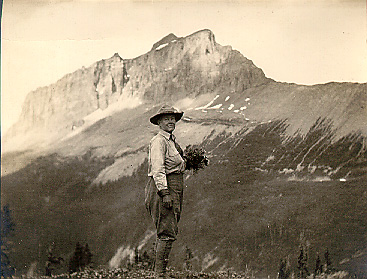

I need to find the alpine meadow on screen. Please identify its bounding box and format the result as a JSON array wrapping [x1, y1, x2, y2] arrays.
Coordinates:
[[1, 30, 366, 278]]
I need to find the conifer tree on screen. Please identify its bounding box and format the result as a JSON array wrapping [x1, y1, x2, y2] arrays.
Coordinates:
[[134, 247, 140, 265], [45, 242, 64, 276], [324, 248, 332, 273], [297, 247, 309, 278], [278, 258, 290, 279], [184, 246, 193, 271], [75, 242, 84, 270], [83, 243, 93, 268], [45, 243, 54, 276], [314, 254, 322, 276], [69, 242, 84, 273], [1, 205, 16, 278], [69, 242, 93, 273], [141, 250, 152, 269]]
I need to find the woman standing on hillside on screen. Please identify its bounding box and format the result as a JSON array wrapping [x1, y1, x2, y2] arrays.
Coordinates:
[[145, 104, 186, 279]]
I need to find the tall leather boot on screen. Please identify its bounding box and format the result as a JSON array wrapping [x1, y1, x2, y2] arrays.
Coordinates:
[[154, 239, 173, 279]]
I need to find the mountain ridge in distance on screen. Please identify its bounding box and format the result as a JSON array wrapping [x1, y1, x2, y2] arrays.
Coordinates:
[[1, 30, 366, 278]]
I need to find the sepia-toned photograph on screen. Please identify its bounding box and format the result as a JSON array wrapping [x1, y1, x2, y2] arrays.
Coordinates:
[[1, 0, 367, 278]]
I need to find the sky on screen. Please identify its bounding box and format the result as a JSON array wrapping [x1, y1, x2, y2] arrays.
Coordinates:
[[1, 0, 367, 134]]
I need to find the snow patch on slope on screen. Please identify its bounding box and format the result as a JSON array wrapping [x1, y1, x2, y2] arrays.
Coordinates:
[[195, 95, 220, 110], [155, 43, 169, 50], [208, 103, 222, 109]]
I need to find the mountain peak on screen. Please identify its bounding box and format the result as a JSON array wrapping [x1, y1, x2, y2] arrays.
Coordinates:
[[112, 52, 122, 59], [3, 29, 270, 152], [187, 29, 215, 41], [151, 33, 179, 50], [8, 29, 365, 156]]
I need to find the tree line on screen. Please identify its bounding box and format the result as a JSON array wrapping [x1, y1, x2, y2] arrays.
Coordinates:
[[279, 246, 335, 279]]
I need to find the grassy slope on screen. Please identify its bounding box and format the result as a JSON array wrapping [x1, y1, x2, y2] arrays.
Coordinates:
[[176, 121, 367, 277], [1, 120, 366, 278]]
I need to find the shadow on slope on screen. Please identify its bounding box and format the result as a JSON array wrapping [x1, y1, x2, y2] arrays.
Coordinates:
[[177, 119, 366, 277], [1, 118, 366, 277]]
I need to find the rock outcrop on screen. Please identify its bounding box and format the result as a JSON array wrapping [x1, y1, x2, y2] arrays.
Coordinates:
[[3, 30, 269, 151], [5, 29, 366, 155], [4, 53, 127, 150], [2, 30, 367, 277]]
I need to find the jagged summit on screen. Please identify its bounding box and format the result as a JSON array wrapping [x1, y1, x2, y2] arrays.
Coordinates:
[[187, 29, 216, 42], [150, 29, 216, 51], [3, 29, 366, 156], [2, 30, 367, 279], [112, 52, 122, 59], [151, 33, 179, 50]]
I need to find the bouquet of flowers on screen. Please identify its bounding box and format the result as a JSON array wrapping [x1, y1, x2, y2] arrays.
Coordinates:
[[183, 145, 209, 173]]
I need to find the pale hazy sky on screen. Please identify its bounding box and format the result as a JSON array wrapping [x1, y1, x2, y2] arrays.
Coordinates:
[[1, 0, 367, 133]]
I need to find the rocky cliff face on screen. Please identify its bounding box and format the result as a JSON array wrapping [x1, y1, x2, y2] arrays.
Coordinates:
[[13, 53, 126, 131], [1, 30, 367, 277], [126, 29, 268, 102], [4, 29, 268, 152], [4, 30, 366, 155]]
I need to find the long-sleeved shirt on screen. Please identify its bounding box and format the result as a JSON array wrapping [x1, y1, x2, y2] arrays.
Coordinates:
[[148, 130, 185, 192]]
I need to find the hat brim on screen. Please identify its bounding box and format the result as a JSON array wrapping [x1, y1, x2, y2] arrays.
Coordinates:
[[150, 112, 184, 125]]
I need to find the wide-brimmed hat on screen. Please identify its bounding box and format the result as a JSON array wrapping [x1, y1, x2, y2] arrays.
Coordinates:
[[150, 105, 184, 125]]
